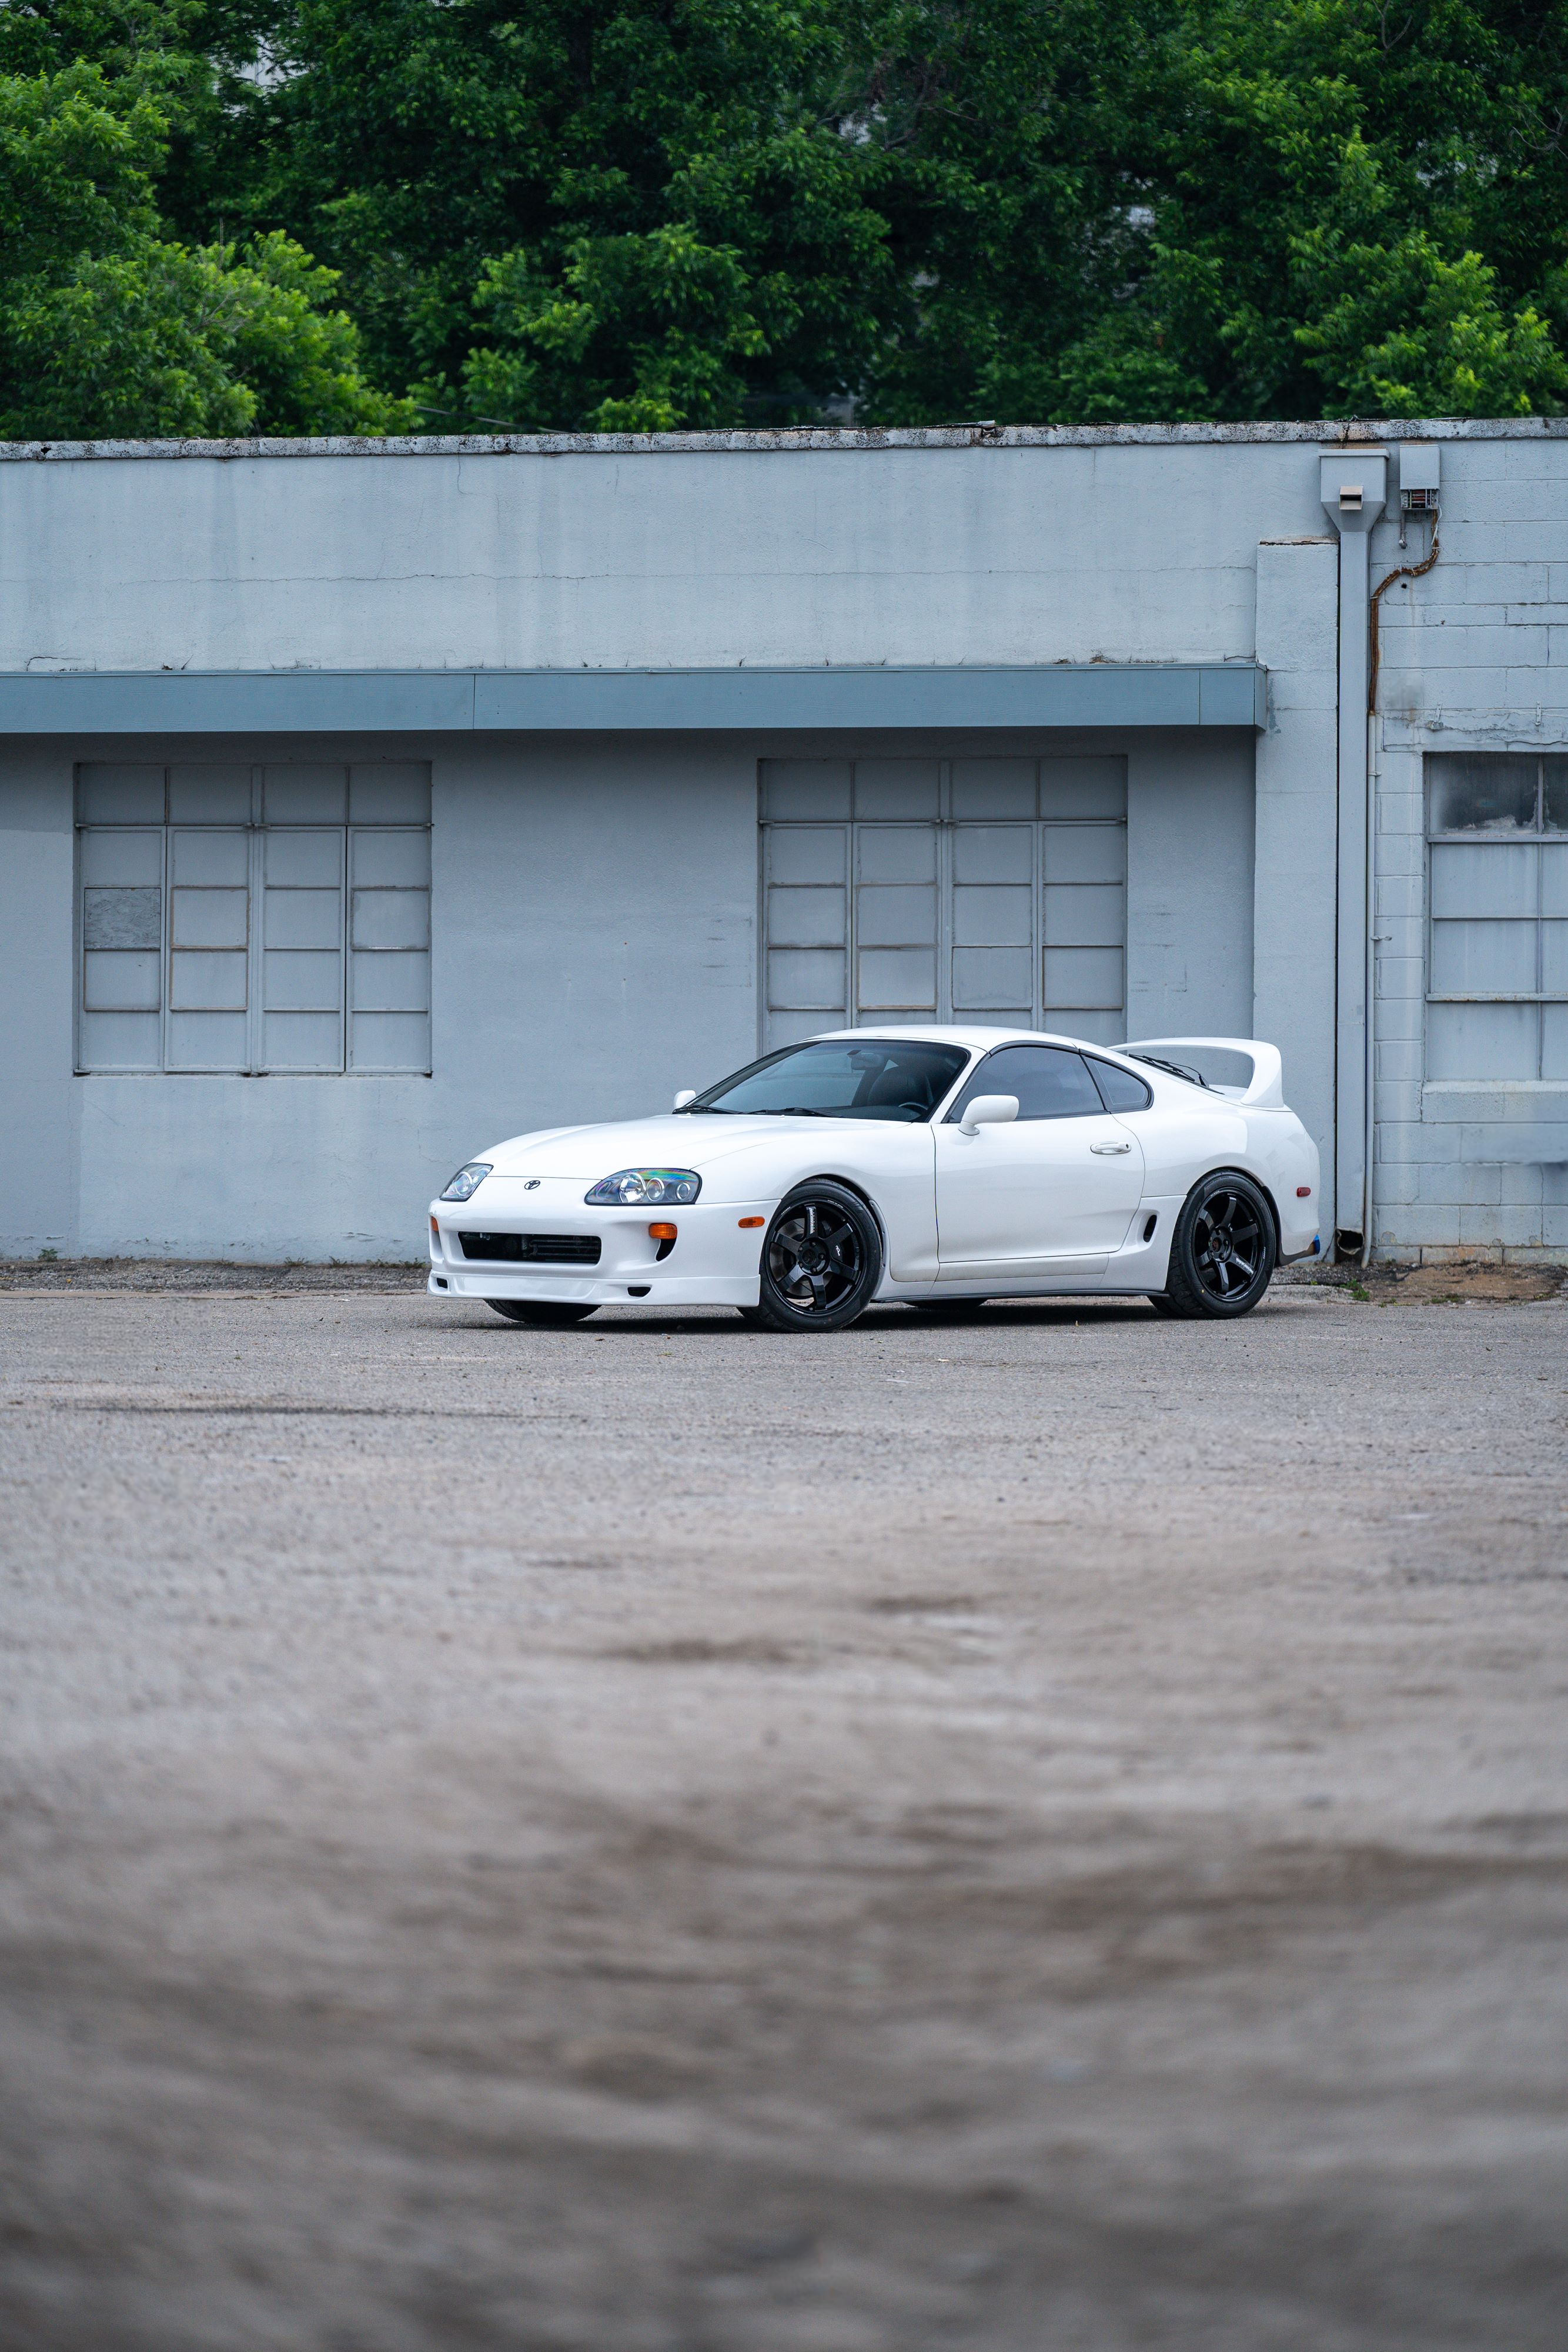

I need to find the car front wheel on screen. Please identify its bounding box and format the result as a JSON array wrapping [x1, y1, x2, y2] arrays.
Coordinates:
[[486, 1299, 599, 1326], [744, 1182, 883, 1332], [1158, 1172, 1276, 1319]]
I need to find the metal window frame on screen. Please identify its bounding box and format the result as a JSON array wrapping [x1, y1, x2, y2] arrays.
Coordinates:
[[757, 756, 1128, 1050], [1425, 753, 1567, 1084], [75, 761, 433, 1077]]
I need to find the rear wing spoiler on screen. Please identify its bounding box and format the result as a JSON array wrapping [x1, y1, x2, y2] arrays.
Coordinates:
[[1118, 1037, 1285, 1110]]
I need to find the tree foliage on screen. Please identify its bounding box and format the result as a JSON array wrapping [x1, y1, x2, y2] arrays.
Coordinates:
[[2, 0, 1566, 435]]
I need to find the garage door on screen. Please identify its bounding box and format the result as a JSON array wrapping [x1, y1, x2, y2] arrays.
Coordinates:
[[760, 756, 1126, 1051]]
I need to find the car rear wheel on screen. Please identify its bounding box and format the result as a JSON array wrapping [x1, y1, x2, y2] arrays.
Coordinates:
[[1159, 1172, 1276, 1319], [747, 1182, 883, 1332], [486, 1299, 599, 1326]]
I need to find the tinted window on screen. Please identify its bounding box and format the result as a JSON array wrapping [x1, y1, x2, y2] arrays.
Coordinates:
[[686, 1038, 969, 1121], [1085, 1056, 1152, 1112], [948, 1044, 1103, 1122]]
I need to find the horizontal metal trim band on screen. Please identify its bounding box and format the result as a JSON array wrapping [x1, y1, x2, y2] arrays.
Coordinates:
[[0, 663, 1266, 734]]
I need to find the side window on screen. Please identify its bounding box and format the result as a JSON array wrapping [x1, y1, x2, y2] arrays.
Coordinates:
[[948, 1044, 1104, 1121], [1085, 1057, 1152, 1112]]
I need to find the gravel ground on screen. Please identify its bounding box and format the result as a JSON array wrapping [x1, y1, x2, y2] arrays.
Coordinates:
[[1, 1281, 1566, 2352]]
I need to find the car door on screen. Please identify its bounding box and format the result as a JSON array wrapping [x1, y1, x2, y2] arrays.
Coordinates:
[[934, 1043, 1145, 1277]]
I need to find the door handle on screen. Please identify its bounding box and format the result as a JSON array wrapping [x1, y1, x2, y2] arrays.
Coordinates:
[[1090, 1141, 1131, 1154]]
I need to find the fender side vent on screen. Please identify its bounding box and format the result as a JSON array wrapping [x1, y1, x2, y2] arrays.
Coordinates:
[[1142, 1213, 1158, 1242]]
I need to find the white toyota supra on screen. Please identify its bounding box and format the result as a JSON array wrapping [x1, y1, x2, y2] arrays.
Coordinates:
[[428, 1028, 1322, 1332]]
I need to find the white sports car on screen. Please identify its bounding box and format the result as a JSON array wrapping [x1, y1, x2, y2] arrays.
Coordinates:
[[428, 1028, 1322, 1332]]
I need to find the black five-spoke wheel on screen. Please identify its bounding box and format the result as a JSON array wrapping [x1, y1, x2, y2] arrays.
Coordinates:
[[743, 1182, 883, 1332], [1154, 1170, 1276, 1319]]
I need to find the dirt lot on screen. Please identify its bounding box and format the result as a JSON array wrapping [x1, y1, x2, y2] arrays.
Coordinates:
[[1, 1275, 1566, 2351]]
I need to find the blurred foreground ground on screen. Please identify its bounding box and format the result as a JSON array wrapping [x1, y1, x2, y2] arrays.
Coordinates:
[[1, 1279, 1565, 2351]]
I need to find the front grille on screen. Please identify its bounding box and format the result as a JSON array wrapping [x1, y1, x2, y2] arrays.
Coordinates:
[[458, 1231, 602, 1265]]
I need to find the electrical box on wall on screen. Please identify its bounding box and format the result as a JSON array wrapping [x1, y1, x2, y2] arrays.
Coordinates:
[[1398, 443, 1440, 510]]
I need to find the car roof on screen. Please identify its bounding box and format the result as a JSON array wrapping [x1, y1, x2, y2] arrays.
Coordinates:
[[805, 1024, 1139, 1060]]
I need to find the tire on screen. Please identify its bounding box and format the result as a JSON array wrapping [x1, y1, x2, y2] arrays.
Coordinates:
[[1146, 1294, 1183, 1317], [747, 1182, 883, 1332], [1161, 1171, 1276, 1319], [486, 1299, 599, 1326]]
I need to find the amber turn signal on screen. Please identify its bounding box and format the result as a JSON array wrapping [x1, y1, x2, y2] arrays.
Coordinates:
[[648, 1221, 677, 1241], [738, 1215, 765, 1229], [429, 1215, 440, 1239]]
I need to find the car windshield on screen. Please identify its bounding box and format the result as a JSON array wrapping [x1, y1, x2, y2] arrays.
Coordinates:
[[682, 1040, 971, 1122]]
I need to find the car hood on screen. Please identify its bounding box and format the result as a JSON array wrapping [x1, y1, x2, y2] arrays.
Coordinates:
[[477, 1114, 844, 1180]]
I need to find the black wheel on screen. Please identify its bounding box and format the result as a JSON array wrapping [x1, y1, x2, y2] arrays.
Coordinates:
[[486, 1299, 599, 1326], [909, 1297, 990, 1317], [1163, 1172, 1276, 1319], [748, 1182, 883, 1332]]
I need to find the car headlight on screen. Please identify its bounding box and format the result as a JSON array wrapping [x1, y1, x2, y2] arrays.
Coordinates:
[[440, 1162, 492, 1202], [584, 1167, 702, 1207]]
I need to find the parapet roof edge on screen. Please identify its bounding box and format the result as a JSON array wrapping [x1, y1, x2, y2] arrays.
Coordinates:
[[1, 416, 1565, 462]]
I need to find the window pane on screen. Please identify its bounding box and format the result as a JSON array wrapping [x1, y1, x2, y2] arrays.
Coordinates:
[[169, 765, 250, 824], [83, 887, 160, 950], [952, 947, 1032, 1007], [262, 1011, 342, 1072], [78, 765, 163, 824], [1543, 1003, 1568, 1080], [79, 1010, 160, 1070], [760, 761, 851, 820], [767, 948, 844, 1008], [952, 827, 1031, 884], [167, 1010, 248, 1070], [857, 826, 936, 883], [265, 890, 340, 948], [171, 888, 247, 948], [83, 950, 159, 1010], [352, 949, 428, 1012], [1543, 759, 1568, 834], [854, 760, 939, 820], [81, 830, 162, 886], [264, 950, 341, 1010], [767, 889, 844, 948], [1427, 753, 1537, 833], [263, 764, 347, 824], [1086, 1057, 1152, 1112], [1045, 826, 1125, 884], [1426, 1000, 1537, 1081], [1429, 920, 1536, 997], [349, 763, 429, 824], [952, 1044, 1103, 1121], [857, 946, 937, 1010], [351, 889, 430, 951], [1038, 759, 1126, 820], [951, 759, 1035, 819], [1542, 920, 1568, 996], [1045, 883, 1125, 947], [953, 885, 1032, 946], [1044, 945, 1122, 1008], [170, 950, 248, 1010], [1430, 841, 1536, 920], [349, 1011, 429, 1071], [857, 885, 937, 947], [350, 829, 429, 887], [766, 828, 844, 886], [170, 828, 247, 885], [1542, 844, 1568, 918]]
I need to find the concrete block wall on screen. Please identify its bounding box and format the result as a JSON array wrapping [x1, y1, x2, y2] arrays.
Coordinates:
[[1373, 432, 1568, 1262]]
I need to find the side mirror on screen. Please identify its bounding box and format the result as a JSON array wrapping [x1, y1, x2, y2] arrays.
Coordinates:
[[673, 1088, 697, 1110], [958, 1093, 1019, 1137]]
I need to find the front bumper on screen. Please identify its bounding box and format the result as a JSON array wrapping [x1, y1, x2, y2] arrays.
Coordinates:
[[428, 1182, 768, 1307]]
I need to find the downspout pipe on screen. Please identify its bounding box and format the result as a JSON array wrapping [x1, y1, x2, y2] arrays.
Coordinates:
[[1319, 451, 1387, 1263]]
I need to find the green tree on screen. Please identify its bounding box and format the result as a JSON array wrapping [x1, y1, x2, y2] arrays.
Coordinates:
[[0, 34, 413, 436]]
